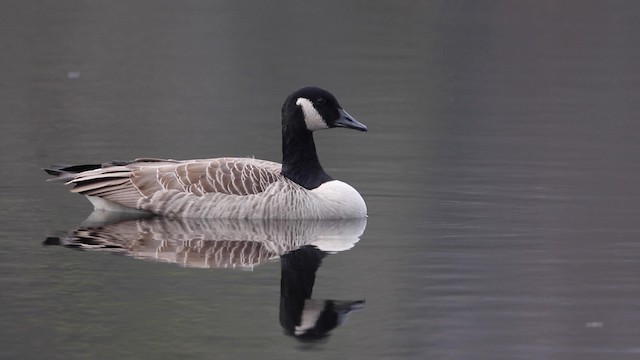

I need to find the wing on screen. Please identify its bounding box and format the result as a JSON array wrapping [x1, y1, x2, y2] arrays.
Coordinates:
[[131, 157, 283, 197], [65, 158, 284, 209]]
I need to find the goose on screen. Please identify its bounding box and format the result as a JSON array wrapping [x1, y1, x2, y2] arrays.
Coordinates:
[[45, 87, 368, 219]]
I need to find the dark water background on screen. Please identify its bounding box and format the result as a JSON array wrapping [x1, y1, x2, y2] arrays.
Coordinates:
[[2, 1, 640, 359]]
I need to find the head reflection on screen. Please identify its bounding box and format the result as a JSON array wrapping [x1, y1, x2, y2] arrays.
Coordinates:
[[280, 245, 364, 340]]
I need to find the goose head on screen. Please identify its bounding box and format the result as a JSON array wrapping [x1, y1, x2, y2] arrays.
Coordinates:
[[282, 87, 367, 133], [280, 87, 366, 190]]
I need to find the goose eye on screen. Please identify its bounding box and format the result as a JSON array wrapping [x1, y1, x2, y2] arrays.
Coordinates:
[[316, 98, 327, 105]]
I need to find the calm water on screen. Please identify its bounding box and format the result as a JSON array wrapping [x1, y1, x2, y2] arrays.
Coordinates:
[[2, 1, 640, 359]]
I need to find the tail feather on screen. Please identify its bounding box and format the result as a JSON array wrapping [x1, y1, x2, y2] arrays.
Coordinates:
[[44, 162, 143, 209], [44, 164, 103, 182]]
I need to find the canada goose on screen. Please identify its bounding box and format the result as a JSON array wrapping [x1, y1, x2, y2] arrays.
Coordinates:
[[45, 87, 367, 219]]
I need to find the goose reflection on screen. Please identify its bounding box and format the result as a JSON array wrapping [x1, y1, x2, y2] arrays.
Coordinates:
[[45, 212, 366, 339]]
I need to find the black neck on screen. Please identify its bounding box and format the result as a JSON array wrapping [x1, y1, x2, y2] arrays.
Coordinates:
[[280, 108, 332, 189]]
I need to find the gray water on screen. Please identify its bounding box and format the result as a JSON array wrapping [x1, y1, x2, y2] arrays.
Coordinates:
[[2, 1, 640, 359]]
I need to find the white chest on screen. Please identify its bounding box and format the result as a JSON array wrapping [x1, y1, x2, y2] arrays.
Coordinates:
[[310, 180, 367, 219]]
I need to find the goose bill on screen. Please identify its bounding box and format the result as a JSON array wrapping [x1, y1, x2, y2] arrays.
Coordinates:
[[335, 109, 367, 132]]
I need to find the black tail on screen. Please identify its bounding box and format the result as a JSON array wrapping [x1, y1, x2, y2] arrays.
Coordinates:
[[44, 164, 103, 182], [44, 159, 166, 181]]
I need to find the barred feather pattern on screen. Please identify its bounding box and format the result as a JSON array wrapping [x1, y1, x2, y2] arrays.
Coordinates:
[[63, 158, 366, 219]]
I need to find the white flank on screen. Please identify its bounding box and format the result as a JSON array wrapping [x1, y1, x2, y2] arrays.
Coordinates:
[[86, 196, 146, 214], [296, 97, 328, 131], [136, 178, 367, 219]]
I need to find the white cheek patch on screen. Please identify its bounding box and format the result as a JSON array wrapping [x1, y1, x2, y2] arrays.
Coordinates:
[[296, 98, 329, 131]]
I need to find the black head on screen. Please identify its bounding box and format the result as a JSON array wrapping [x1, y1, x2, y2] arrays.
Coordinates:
[[283, 87, 367, 132]]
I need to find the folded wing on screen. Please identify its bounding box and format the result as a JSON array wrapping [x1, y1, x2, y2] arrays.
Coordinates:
[[65, 158, 284, 209]]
